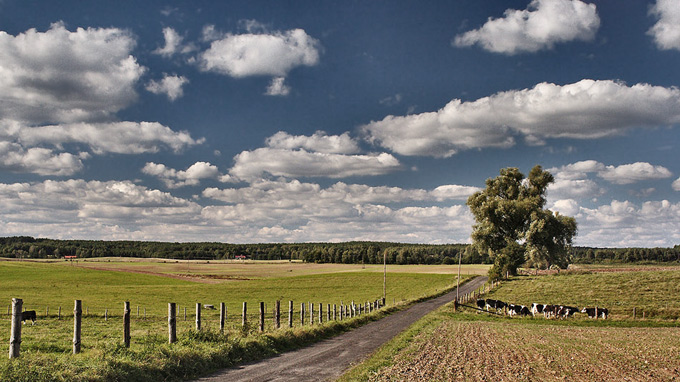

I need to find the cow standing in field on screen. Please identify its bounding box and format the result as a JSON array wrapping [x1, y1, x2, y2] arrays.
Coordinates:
[[476, 299, 486, 312], [581, 307, 609, 319], [543, 305, 558, 319], [507, 304, 531, 317], [557, 305, 579, 318], [530, 303, 545, 317], [21, 310, 37, 325], [485, 299, 507, 313]]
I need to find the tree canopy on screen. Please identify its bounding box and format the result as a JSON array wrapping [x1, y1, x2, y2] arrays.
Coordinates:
[[466, 165, 577, 280]]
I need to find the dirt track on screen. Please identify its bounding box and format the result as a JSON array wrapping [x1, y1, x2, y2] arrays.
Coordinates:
[[194, 276, 487, 382]]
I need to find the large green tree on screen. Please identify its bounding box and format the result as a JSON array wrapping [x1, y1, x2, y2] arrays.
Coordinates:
[[466, 165, 577, 280]]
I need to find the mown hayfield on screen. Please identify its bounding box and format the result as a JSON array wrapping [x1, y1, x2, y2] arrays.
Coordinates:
[[0, 260, 475, 382], [341, 268, 680, 381], [63, 258, 490, 281]]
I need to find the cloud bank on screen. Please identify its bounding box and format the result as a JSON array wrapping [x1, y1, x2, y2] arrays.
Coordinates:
[[0, 23, 202, 176], [362, 80, 680, 157], [230, 131, 400, 180]]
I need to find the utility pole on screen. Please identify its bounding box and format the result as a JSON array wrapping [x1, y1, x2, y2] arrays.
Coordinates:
[[383, 250, 387, 303], [456, 249, 462, 301]]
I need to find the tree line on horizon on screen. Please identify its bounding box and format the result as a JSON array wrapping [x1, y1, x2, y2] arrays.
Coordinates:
[[0, 236, 678, 265]]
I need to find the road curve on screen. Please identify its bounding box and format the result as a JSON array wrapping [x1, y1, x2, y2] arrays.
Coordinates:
[[194, 275, 488, 382]]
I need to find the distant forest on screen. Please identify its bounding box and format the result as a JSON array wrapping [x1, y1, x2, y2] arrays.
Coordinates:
[[1, 236, 679, 265]]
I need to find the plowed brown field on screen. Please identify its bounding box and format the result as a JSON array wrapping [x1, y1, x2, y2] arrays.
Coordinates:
[[369, 320, 680, 381]]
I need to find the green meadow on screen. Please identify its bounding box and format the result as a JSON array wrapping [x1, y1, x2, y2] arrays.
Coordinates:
[[0, 260, 477, 382], [487, 269, 680, 319]]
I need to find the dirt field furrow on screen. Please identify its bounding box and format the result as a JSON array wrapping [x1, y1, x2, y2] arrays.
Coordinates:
[[370, 320, 680, 382]]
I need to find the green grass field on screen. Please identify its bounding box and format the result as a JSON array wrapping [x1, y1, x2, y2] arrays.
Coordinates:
[[487, 269, 680, 319], [0, 260, 477, 382]]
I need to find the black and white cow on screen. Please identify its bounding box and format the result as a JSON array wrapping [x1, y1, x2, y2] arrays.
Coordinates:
[[507, 304, 531, 317], [543, 304, 558, 319], [485, 299, 507, 312], [557, 305, 579, 318], [530, 303, 545, 317], [21, 310, 37, 324], [476, 299, 486, 311], [581, 307, 609, 319]]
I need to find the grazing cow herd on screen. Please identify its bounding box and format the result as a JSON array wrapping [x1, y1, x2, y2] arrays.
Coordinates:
[[476, 299, 608, 319]]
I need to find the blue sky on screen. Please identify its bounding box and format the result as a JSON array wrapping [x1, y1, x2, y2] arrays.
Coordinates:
[[1, 0, 679, 247]]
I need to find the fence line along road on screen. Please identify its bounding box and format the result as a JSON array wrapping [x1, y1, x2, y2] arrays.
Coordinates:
[[195, 275, 488, 382]]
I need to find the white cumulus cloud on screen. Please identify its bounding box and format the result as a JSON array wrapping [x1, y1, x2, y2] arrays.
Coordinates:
[[153, 27, 195, 57], [265, 77, 291, 96], [362, 80, 680, 157], [0, 22, 144, 124], [230, 148, 401, 180], [598, 162, 672, 185], [265, 131, 361, 154], [0, 142, 84, 176], [454, 0, 600, 54], [143, 161, 228, 188], [200, 28, 320, 77], [229, 131, 399, 180], [550, 160, 673, 185], [5, 121, 201, 155], [648, 0, 680, 51], [146, 74, 189, 101]]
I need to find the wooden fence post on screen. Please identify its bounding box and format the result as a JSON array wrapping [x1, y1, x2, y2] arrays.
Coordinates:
[[195, 303, 201, 331], [184, 307, 187, 321], [259, 302, 265, 332], [168, 303, 177, 344], [310, 302, 314, 325], [242, 302, 247, 328], [319, 303, 323, 324], [300, 302, 305, 326], [58, 306, 61, 320], [105, 309, 108, 321], [633, 307, 637, 320], [274, 300, 280, 329], [9, 298, 22, 359], [123, 301, 131, 348], [46, 306, 49, 318], [327, 304, 331, 322], [333, 304, 337, 321], [288, 301, 293, 328], [220, 303, 226, 334], [73, 300, 82, 354]]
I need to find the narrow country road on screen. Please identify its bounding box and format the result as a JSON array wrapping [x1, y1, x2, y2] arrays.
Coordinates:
[[194, 275, 488, 382]]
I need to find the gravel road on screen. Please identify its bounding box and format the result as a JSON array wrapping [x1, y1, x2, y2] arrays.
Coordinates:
[[194, 275, 488, 382]]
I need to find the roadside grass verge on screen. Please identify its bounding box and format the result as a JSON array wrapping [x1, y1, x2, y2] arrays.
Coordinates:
[[0, 261, 472, 381]]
